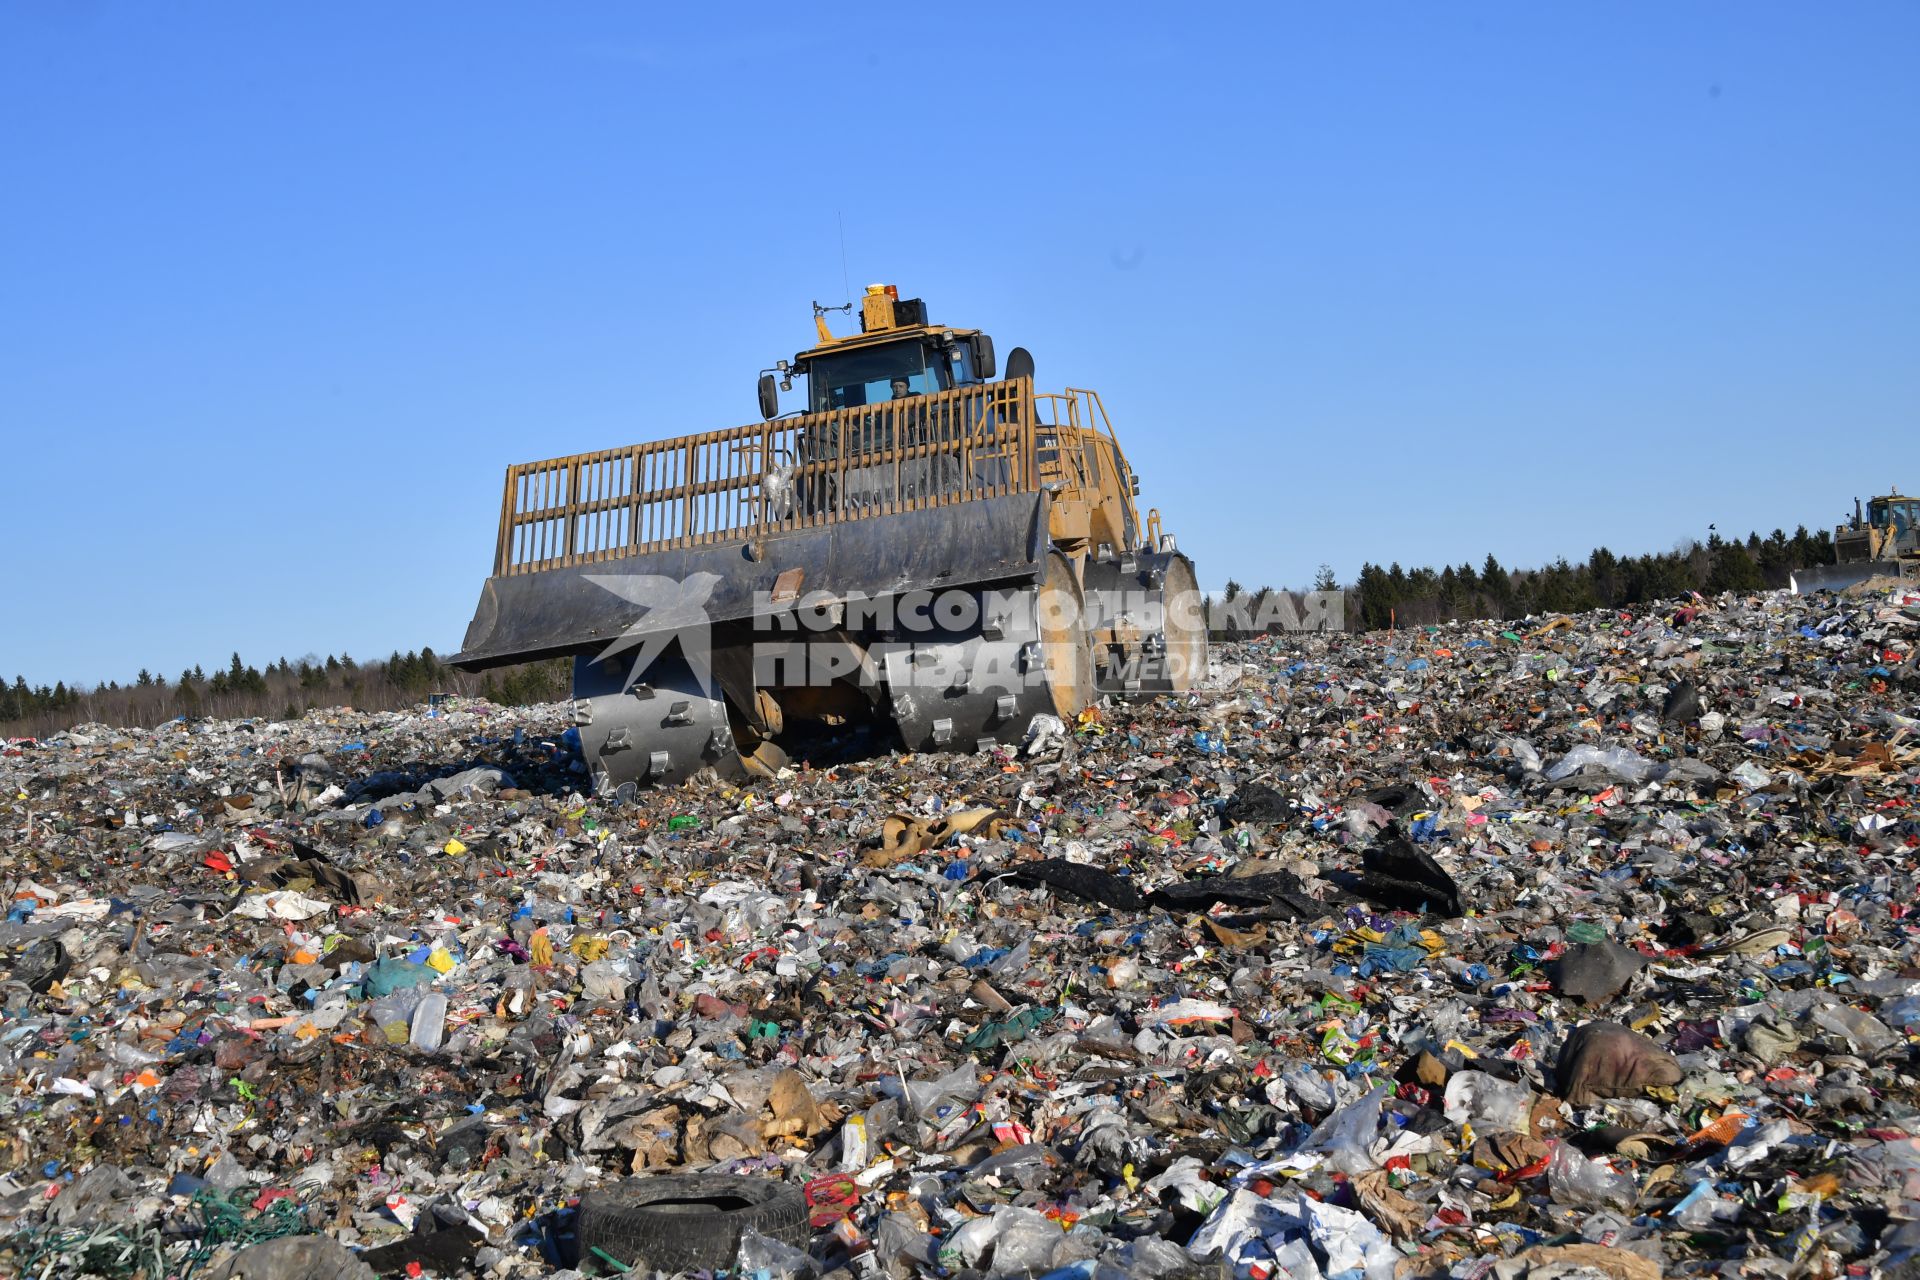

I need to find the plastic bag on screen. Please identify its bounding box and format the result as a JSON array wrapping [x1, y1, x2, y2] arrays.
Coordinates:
[[1303, 1082, 1389, 1173], [940, 1213, 1002, 1268], [989, 1207, 1066, 1274], [1810, 1003, 1901, 1059], [1443, 1070, 1534, 1134], [366, 993, 421, 1046], [1278, 1064, 1338, 1113], [1499, 735, 1544, 772], [1883, 995, 1920, 1032], [1297, 1191, 1399, 1278], [1102, 1235, 1203, 1279], [901, 1062, 981, 1120], [1142, 1156, 1226, 1214], [872, 1212, 938, 1270], [1185, 1190, 1298, 1275], [1548, 1142, 1637, 1211], [1669, 1181, 1741, 1230], [1546, 744, 1655, 784], [971, 1143, 1051, 1188], [579, 958, 630, 1000], [736, 1229, 816, 1279]]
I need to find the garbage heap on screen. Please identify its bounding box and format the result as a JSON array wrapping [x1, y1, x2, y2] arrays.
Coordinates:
[[3, 583, 1919, 1280]]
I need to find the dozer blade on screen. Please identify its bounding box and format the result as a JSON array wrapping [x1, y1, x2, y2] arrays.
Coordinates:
[[1791, 561, 1905, 595], [454, 492, 1051, 671]]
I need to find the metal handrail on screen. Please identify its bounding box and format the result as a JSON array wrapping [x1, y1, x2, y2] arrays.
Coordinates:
[[493, 378, 1040, 575]]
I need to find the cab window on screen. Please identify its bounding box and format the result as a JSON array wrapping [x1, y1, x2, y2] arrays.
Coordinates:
[[807, 344, 946, 412]]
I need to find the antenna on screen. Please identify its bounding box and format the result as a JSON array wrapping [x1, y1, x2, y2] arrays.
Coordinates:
[[836, 210, 851, 308]]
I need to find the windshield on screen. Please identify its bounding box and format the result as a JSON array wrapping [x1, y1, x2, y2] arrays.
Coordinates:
[[807, 342, 948, 412], [1870, 499, 1915, 536]]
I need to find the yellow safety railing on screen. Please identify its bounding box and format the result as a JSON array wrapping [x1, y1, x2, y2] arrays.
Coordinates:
[[494, 378, 1042, 576]]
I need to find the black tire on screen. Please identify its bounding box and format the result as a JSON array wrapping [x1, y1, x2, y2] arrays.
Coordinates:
[[576, 1174, 808, 1274]]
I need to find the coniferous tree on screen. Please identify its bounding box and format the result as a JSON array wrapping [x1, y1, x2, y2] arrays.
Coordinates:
[[1707, 542, 1766, 594], [1481, 554, 1509, 606]]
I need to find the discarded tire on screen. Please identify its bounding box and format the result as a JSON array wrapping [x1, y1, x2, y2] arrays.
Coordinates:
[[575, 1173, 808, 1273]]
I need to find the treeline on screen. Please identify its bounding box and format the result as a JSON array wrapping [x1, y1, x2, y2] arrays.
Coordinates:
[[0, 649, 571, 739], [1200, 525, 1839, 636], [1346, 526, 1836, 630]]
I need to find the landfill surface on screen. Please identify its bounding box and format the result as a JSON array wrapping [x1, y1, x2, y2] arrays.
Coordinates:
[[4, 584, 1920, 1280]]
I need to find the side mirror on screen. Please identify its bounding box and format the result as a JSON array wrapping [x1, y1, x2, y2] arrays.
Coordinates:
[[757, 373, 779, 421], [969, 333, 996, 381]]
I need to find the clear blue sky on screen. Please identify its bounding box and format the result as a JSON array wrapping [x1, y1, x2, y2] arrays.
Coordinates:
[[4, 5, 1915, 688]]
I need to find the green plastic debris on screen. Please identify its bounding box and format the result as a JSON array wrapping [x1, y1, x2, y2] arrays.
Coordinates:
[[963, 1005, 1058, 1053], [590, 1244, 634, 1272], [3, 1222, 170, 1280], [361, 957, 435, 997]]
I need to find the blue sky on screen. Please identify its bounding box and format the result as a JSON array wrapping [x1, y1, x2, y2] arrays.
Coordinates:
[[3, 5, 1915, 688]]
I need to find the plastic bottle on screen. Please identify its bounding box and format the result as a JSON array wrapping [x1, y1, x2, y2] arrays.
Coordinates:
[[409, 991, 448, 1051]]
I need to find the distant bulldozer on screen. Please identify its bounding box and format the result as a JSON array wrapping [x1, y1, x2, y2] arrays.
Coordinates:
[[1792, 488, 1919, 593]]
